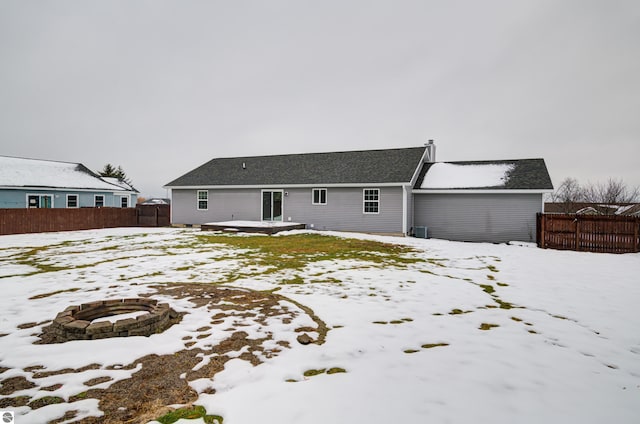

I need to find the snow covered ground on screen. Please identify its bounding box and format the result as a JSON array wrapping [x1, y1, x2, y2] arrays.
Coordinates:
[[0, 227, 639, 423]]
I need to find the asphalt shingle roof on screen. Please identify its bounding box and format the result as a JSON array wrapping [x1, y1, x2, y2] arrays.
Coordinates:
[[166, 147, 427, 187], [414, 158, 553, 190]]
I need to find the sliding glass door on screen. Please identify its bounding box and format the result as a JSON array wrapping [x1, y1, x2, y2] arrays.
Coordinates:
[[262, 190, 283, 221]]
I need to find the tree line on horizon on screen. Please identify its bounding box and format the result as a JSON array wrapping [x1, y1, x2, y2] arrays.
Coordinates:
[[549, 177, 639, 212]]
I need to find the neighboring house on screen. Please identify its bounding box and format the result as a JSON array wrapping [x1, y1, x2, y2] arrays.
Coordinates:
[[545, 202, 640, 216], [140, 198, 171, 205], [165, 143, 553, 242], [0, 156, 138, 209]]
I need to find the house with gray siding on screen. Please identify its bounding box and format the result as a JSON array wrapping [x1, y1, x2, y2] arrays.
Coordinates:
[[0, 155, 138, 209], [165, 143, 553, 242]]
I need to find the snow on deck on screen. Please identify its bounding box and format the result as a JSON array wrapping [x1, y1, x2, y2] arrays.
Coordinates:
[[421, 162, 514, 189], [204, 220, 303, 228]]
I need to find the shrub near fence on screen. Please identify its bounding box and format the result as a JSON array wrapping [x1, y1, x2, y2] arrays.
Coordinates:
[[537, 213, 640, 254]]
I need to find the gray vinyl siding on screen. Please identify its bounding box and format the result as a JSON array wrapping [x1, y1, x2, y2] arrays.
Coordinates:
[[171, 187, 404, 233], [286, 187, 403, 233], [171, 189, 260, 224], [413, 193, 542, 243]]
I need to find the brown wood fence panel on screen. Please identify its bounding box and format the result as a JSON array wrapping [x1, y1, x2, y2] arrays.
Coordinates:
[[0, 204, 171, 236], [537, 213, 640, 254], [136, 204, 171, 227]]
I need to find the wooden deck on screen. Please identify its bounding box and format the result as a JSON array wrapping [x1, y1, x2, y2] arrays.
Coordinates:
[[201, 222, 306, 235]]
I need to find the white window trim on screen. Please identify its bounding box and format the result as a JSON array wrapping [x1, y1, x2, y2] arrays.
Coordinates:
[[66, 194, 79, 208], [363, 188, 380, 214], [197, 190, 208, 211], [312, 188, 327, 205], [26, 193, 54, 209], [119, 196, 129, 208], [94, 194, 105, 208], [261, 189, 284, 222]]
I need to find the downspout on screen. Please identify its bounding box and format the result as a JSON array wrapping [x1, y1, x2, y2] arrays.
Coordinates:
[[402, 185, 408, 235]]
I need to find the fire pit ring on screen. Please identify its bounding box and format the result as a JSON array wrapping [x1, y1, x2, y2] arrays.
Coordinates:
[[45, 298, 180, 343]]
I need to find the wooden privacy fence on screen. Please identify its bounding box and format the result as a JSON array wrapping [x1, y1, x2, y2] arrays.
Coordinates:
[[136, 204, 171, 227], [537, 213, 640, 254], [0, 204, 171, 236]]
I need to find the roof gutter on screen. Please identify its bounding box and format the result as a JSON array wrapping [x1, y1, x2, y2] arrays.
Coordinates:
[[412, 189, 554, 194], [0, 185, 137, 193], [164, 182, 411, 190]]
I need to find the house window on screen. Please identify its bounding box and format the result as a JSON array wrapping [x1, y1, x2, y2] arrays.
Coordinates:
[[67, 194, 79, 208], [120, 196, 129, 208], [95, 195, 105, 208], [363, 189, 380, 214], [312, 188, 327, 205], [197, 190, 208, 210], [27, 194, 53, 208]]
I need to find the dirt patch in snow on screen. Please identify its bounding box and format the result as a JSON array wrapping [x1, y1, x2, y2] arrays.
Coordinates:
[[1, 283, 327, 424]]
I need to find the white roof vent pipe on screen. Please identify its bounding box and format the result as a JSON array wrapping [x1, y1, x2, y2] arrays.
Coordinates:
[[424, 139, 436, 163]]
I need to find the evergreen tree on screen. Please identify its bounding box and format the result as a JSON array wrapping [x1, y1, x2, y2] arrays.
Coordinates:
[[99, 164, 132, 186]]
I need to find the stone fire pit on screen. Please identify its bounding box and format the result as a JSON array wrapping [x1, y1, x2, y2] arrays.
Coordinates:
[[43, 298, 180, 343]]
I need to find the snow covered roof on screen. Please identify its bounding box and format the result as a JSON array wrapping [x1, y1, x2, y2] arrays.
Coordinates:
[[415, 158, 553, 190], [0, 156, 136, 192], [100, 176, 138, 193]]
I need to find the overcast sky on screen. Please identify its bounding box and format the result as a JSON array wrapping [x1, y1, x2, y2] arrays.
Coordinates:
[[1, 0, 639, 197]]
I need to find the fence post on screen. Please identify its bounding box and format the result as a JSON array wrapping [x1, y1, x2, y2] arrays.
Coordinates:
[[539, 213, 546, 249], [575, 217, 581, 251], [635, 219, 639, 253]]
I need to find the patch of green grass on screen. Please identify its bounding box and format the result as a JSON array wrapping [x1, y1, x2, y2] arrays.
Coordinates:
[[487, 264, 499, 272], [449, 308, 472, 315], [372, 321, 388, 324], [510, 316, 523, 322], [194, 233, 421, 274], [326, 367, 347, 374], [494, 299, 515, 309], [479, 323, 500, 331], [496, 282, 509, 287], [421, 343, 449, 349], [28, 396, 64, 409], [29, 287, 80, 300], [486, 274, 495, 281], [479, 284, 495, 294], [404, 349, 420, 354], [280, 276, 305, 285], [157, 405, 223, 424], [303, 368, 326, 377], [389, 320, 404, 324], [310, 277, 342, 284]]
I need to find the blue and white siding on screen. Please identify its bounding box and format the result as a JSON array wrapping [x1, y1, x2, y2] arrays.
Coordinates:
[[0, 188, 137, 209]]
